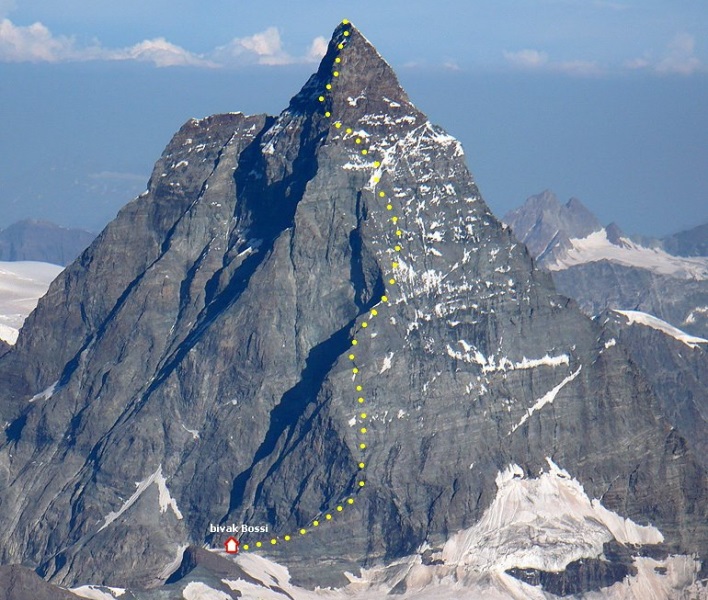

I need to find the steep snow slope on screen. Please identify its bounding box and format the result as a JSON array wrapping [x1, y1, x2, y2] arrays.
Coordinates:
[[0, 261, 63, 344]]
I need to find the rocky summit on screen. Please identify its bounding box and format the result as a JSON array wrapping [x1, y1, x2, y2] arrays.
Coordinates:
[[0, 22, 706, 597]]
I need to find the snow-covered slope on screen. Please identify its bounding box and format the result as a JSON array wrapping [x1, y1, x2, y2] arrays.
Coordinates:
[[615, 309, 708, 349], [546, 230, 708, 280], [194, 460, 704, 600], [0, 261, 63, 344]]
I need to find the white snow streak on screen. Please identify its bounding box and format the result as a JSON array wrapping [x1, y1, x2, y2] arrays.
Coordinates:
[[29, 380, 58, 403], [510, 366, 582, 433], [380, 352, 393, 373], [99, 465, 183, 532], [616, 309, 708, 348]]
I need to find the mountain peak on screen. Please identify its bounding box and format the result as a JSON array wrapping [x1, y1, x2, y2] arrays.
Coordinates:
[[288, 21, 414, 124]]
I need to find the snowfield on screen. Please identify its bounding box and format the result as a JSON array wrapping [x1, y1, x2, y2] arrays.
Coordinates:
[[546, 230, 708, 280], [204, 460, 705, 599], [0, 260, 63, 344]]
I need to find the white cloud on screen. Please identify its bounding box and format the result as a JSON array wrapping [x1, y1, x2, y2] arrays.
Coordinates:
[[504, 48, 603, 76], [0, 21, 335, 69], [625, 33, 703, 76], [503, 49, 548, 69], [213, 27, 293, 66], [0, 18, 78, 62], [306, 36, 328, 63], [656, 33, 702, 75], [0, 18, 213, 67], [115, 38, 216, 68]]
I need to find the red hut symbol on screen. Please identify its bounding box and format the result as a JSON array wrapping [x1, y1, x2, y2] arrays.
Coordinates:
[[224, 536, 240, 554]]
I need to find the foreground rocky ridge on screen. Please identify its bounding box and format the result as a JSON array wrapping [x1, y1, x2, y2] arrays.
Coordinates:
[[0, 22, 705, 596]]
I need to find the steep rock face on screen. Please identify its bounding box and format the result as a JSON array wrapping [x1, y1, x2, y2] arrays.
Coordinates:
[[0, 23, 706, 592], [600, 310, 708, 469]]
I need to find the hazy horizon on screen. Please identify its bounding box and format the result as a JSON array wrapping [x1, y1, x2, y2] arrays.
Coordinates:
[[1, 2, 707, 237]]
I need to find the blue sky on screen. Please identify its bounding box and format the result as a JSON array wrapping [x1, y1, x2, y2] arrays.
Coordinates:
[[1, 1, 706, 235]]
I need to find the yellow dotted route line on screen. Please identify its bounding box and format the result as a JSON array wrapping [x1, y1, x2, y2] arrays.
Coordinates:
[[242, 18, 401, 552]]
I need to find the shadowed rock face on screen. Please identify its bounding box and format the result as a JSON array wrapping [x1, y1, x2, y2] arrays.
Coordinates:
[[0, 23, 706, 592]]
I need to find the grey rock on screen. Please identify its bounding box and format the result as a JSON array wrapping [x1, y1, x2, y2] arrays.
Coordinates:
[[0, 565, 82, 600], [663, 222, 708, 257], [0, 22, 706, 595], [0, 220, 95, 266]]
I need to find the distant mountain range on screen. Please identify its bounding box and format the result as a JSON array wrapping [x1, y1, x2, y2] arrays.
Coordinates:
[[504, 189, 708, 339], [0, 220, 95, 267]]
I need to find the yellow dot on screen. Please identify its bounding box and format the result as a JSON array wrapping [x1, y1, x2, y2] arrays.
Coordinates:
[[373, 176, 380, 183], [346, 127, 352, 134], [243, 544, 250, 550], [373, 161, 381, 168], [326, 84, 332, 90], [371, 309, 378, 316], [360, 443, 366, 449], [334, 71, 340, 77], [318, 96, 325, 102], [358, 397, 365, 403], [284, 535, 291, 541], [313, 520, 320, 527], [379, 191, 386, 197], [360, 427, 367, 434], [348, 498, 355, 504], [359, 481, 366, 487], [344, 31, 350, 37], [335, 57, 341, 64], [387, 204, 393, 210], [361, 413, 367, 419], [335, 122, 342, 129], [337, 505, 343, 512], [359, 462, 365, 468], [356, 385, 363, 391], [326, 514, 332, 520], [396, 230, 403, 237], [356, 138, 361, 144], [271, 539, 277, 545], [395, 245, 401, 251], [392, 262, 399, 268], [392, 216, 399, 223], [349, 353, 355, 360], [362, 149, 368, 155], [256, 541, 262, 548], [325, 111, 331, 118], [300, 528, 307, 535], [381, 295, 388, 302], [389, 278, 396, 285], [352, 339, 358, 346], [342, 19, 350, 25], [353, 367, 359, 374], [338, 43, 344, 49], [362, 322, 368, 328]]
